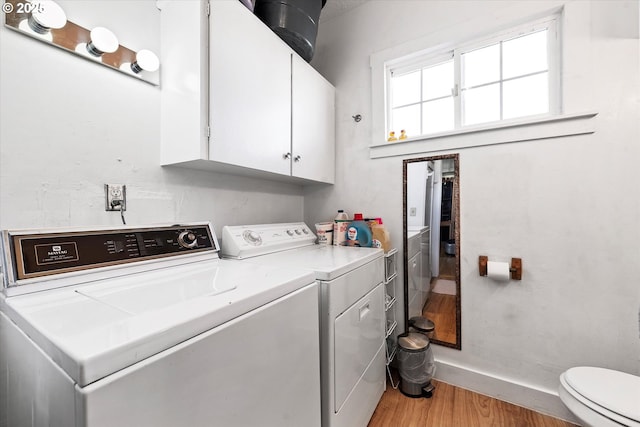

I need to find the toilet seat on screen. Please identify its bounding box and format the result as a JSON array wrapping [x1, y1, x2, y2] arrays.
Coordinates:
[[562, 367, 640, 427]]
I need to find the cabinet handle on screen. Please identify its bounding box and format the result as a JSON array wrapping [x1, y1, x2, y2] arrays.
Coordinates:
[[283, 152, 291, 160], [294, 155, 302, 162]]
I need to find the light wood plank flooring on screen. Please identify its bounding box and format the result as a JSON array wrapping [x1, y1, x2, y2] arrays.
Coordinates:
[[423, 246, 458, 344], [422, 292, 457, 344], [368, 379, 578, 427], [439, 250, 456, 280]]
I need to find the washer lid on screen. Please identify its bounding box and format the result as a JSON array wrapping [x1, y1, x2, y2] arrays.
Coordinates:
[[564, 367, 640, 422], [2, 259, 316, 387]]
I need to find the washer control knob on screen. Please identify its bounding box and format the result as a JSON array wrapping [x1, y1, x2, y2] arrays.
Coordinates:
[[302, 228, 309, 234], [178, 231, 198, 248], [286, 230, 294, 236], [295, 229, 302, 235]]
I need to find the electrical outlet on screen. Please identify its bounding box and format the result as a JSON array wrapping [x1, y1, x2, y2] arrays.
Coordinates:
[[410, 207, 417, 216], [105, 184, 126, 211]]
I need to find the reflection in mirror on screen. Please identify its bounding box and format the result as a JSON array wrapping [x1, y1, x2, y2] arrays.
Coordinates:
[[403, 154, 460, 349]]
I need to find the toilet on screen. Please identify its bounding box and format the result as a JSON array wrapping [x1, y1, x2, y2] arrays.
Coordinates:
[[559, 367, 640, 427]]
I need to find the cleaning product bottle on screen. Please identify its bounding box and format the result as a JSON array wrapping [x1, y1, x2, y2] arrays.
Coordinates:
[[333, 210, 349, 246], [371, 218, 391, 252], [345, 213, 373, 247]]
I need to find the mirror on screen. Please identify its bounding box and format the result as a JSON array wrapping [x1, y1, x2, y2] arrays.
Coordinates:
[[403, 154, 460, 349]]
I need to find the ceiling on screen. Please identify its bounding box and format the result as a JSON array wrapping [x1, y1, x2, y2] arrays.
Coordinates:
[[320, 0, 369, 22]]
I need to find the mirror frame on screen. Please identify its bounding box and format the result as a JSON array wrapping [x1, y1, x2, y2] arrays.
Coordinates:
[[403, 153, 461, 350]]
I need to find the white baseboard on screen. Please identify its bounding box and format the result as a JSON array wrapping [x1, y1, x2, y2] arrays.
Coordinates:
[[433, 359, 581, 424]]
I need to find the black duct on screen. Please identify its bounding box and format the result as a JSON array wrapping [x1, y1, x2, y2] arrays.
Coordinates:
[[254, 0, 327, 62]]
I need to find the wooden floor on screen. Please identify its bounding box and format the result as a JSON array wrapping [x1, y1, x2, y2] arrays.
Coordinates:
[[422, 292, 457, 344], [422, 245, 458, 344], [439, 250, 456, 280], [368, 379, 579, 427]]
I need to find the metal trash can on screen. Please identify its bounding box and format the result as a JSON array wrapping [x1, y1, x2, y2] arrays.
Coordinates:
[[409, 316, 435, 339], [397, 332, 436, 398]]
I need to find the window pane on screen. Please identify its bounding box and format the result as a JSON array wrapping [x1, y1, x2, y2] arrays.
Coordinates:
[[422, 60, 453, 100], [392, 104, 420, 136], [462, 43, 500, 88], [503, 73, 549, 119], [391, 70, 421, 107], [423, 98, 454, 134], [503, 30, 548, 79], [462, 83, 500, 126]]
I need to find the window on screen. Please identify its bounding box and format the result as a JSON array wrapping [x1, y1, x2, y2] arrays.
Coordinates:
[[386, 15, 559, 139]]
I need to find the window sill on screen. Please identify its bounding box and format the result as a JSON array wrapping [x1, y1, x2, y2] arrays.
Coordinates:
[[369, 111, 598, 159]]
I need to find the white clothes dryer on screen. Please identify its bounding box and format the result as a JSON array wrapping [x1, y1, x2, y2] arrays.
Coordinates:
[[220, 222, 386, 427], [0, 223, 320, 427]]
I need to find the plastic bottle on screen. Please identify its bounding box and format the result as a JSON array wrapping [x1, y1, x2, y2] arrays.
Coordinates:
[[371, 218, 391, 252], [345, 213, 373, 247], [333, 210, 349, 246]]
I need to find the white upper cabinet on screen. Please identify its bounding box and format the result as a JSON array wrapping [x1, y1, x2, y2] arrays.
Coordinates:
[[292, 54, 335, 184], [209, 0, 291, 176], [160, 0, 335, 185]]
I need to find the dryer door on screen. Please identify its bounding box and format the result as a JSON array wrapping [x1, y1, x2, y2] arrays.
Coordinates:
[[334, 283, 385, 412]]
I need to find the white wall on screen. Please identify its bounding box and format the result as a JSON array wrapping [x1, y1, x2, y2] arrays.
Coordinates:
[[309, 0, 640, 421], [0, 1, 304, 235]]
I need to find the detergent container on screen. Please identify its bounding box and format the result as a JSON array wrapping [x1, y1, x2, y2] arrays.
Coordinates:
[[333, 210, 349, 246], [370, 218, 391, 252], [315, 222, 333, 245], [345, 213, 372, 247]]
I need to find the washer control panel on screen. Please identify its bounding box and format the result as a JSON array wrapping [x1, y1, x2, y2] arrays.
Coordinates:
[[220, 223, 315, 259], [3, 223, 217, 281]]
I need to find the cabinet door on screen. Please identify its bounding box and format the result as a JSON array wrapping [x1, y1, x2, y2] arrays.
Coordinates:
[[291, 55, 335, 184], [407, 253, 422, 318], [209, 1, 291, 176], [420, 230, 431, 306], [159, 0, 209, 165]]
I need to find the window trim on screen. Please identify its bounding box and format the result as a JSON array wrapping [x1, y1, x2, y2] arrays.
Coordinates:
[[369, 110, 597, 159], [385, 14, 560, 140]]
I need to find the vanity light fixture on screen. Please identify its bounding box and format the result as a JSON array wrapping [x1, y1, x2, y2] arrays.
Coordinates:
[[18, 0, 67, 41], [5, 0, 159, 85], [28, 1, 66, 33], [86, 27, 119, 56], [130, 49, 160, 74]]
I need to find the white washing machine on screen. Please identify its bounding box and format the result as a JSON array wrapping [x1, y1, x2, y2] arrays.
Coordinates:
[[220, 223, 386, 427], [0, 223, 321, 427]]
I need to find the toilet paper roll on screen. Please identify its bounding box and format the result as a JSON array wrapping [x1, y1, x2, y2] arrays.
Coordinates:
[[487, 261, 510, 282]]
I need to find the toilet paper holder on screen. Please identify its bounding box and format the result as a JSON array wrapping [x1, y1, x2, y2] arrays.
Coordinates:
[[478, 256, 522, 280]]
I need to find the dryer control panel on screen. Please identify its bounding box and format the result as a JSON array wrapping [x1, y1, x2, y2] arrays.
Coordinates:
[[1, 223, 217, 282], [220, 223, 315, 259]]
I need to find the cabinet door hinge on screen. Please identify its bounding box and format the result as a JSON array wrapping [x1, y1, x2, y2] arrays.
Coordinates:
[[206, 1, 210, 16], [206, 126, 211, 138]]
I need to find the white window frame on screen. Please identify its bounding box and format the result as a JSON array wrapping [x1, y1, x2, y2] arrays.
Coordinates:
[[387, 52, 455, 136], [385, 14, 561, 140]]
